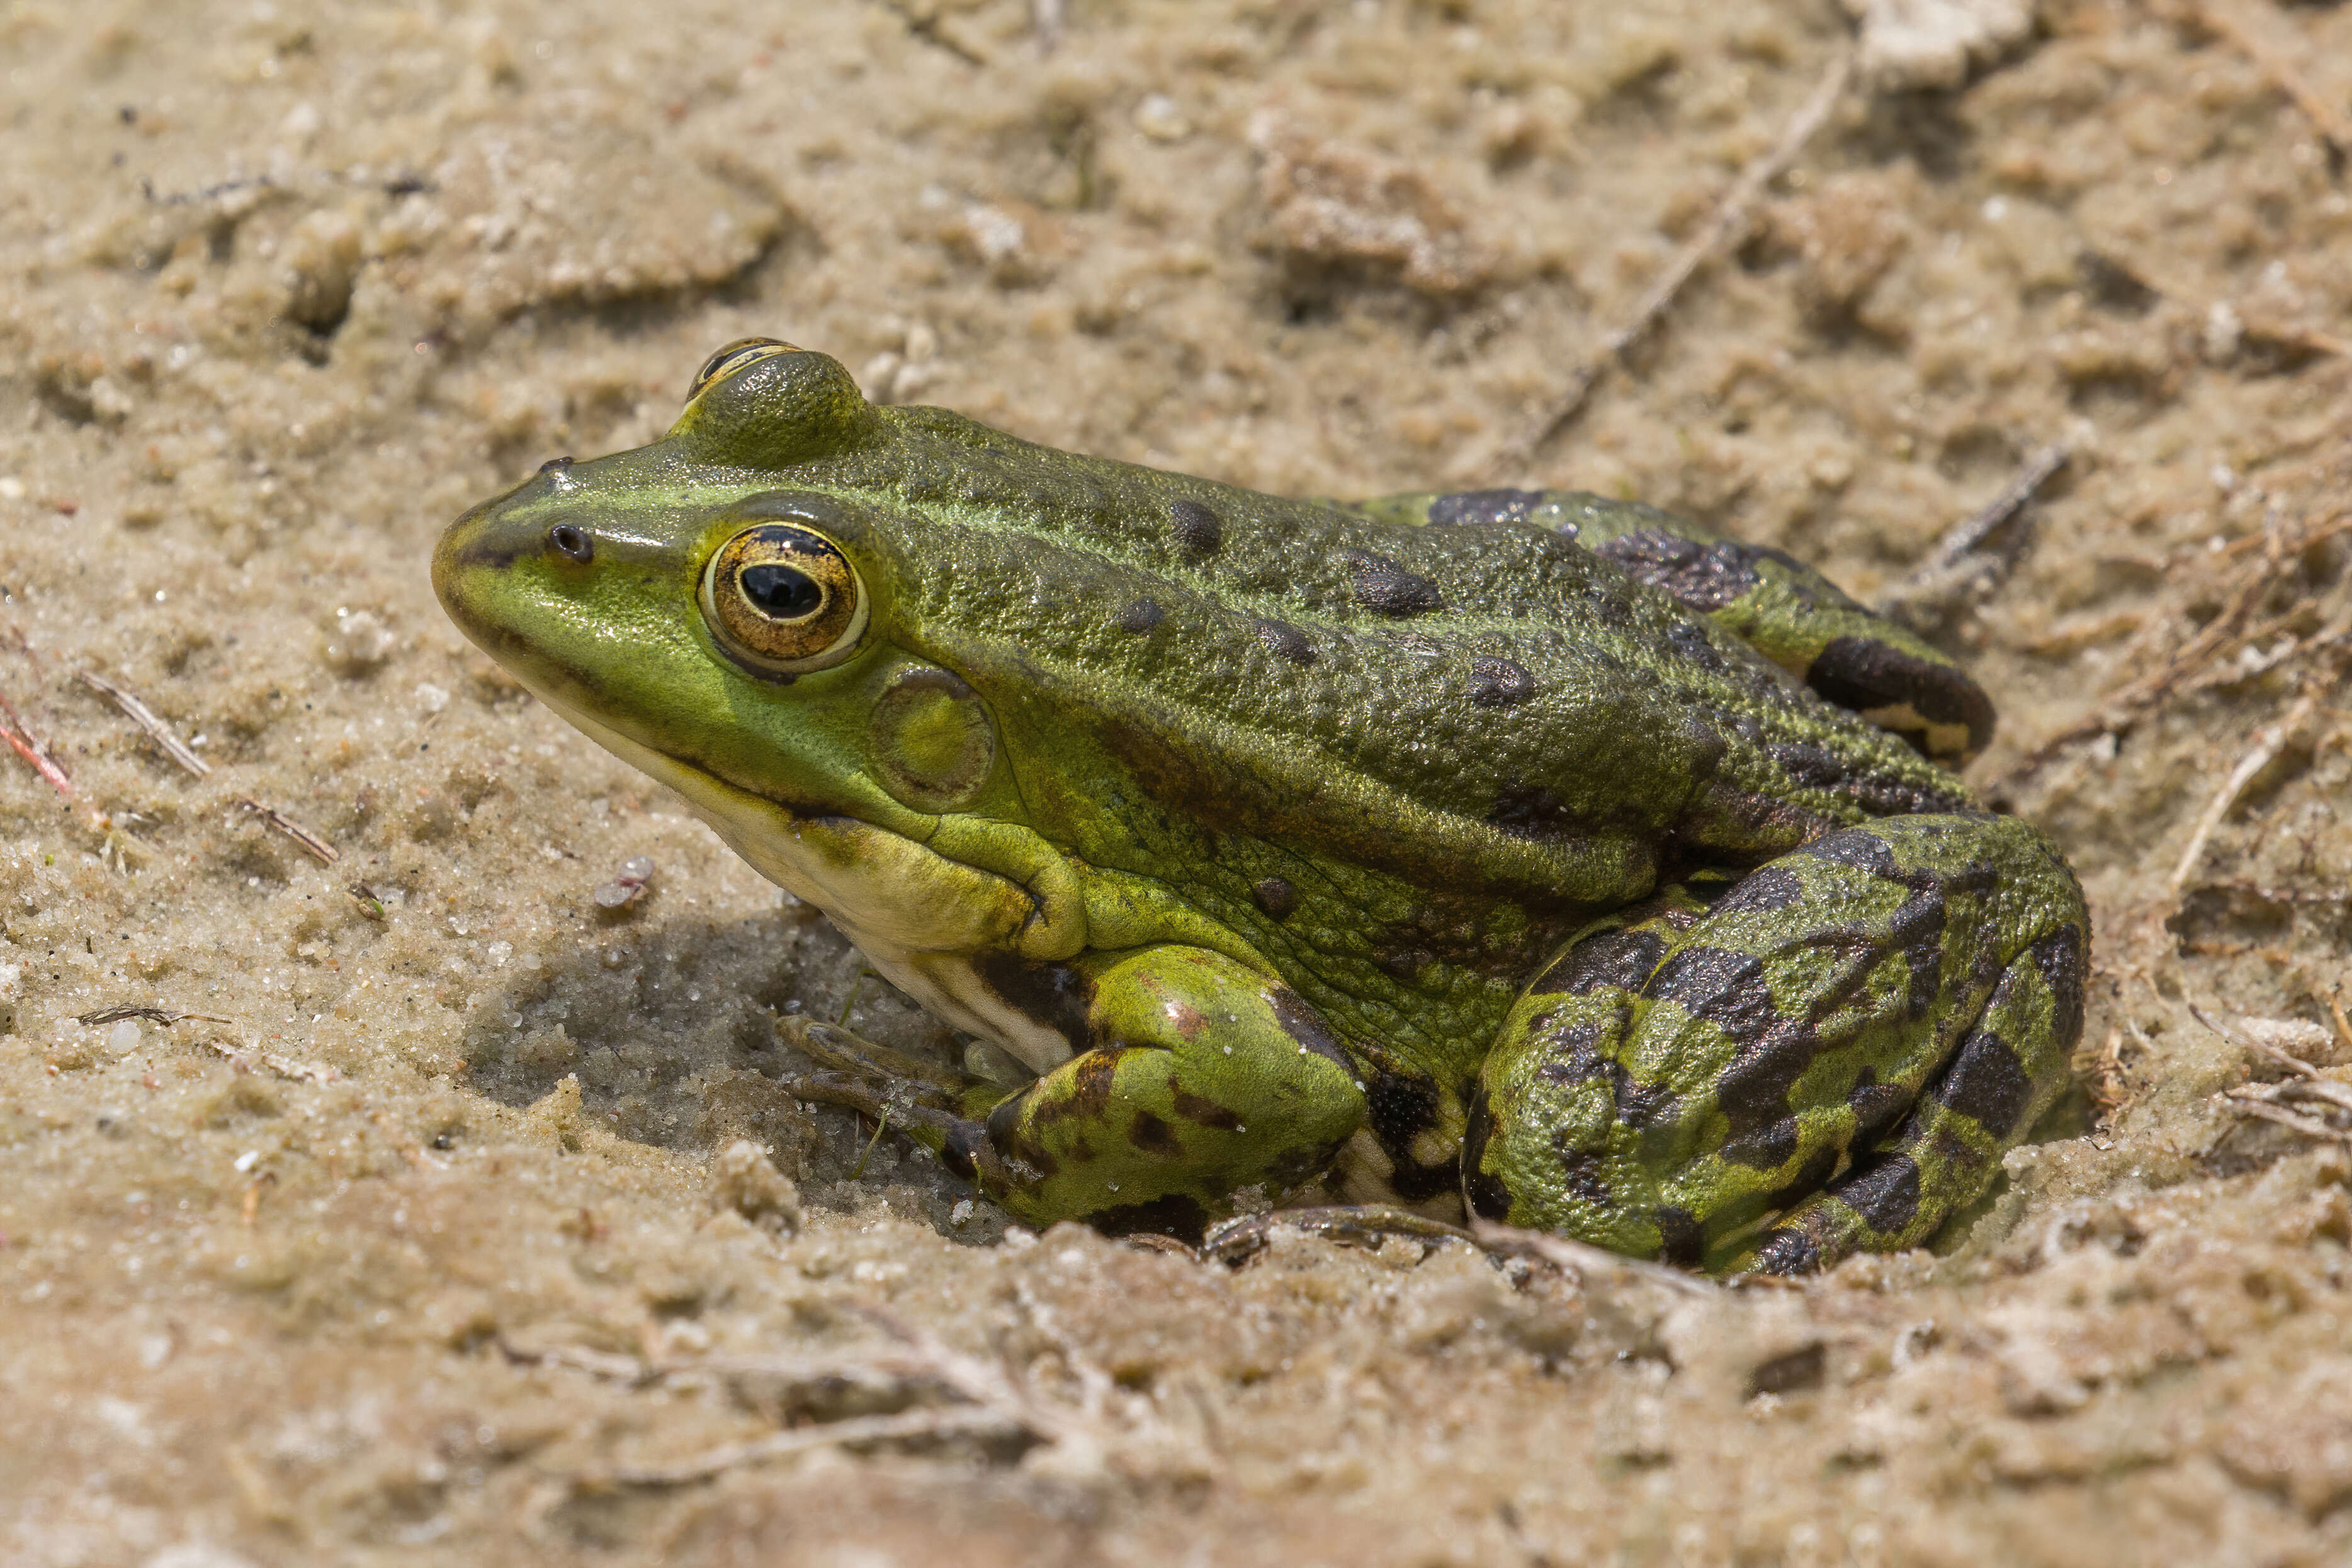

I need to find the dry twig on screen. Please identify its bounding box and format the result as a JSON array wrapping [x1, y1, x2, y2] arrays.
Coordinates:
[[235, 799, 339, 864], [2196, 1005, 2352, 1145], [2168, 691, 2319, 892], [77, 670, 210, 779], [0, 682, 76, 799], [1498, 44, 1853, 469], [1882, 444, 2071, 624], [2191, 0, 2352, 159], [76, 1004, 235, 1027], [1470, 1217, 1719, 1296], [584, 1406, 1026, 1489], [1888, 445, 2069, 592], [1993, 511, 2352, 789], [196, 1035, 339, 1085], [2223, 1095, 2352, 1144]]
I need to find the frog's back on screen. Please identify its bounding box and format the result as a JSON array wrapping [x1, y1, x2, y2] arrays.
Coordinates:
[[798, 406, 1973, 913]]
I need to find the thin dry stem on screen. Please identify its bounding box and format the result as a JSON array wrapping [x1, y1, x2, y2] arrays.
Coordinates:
[[2168, 692, 2318, 892], [2222, 1094, 2352, 1145], [195, 1035, 340, 1085], [1916, 445, 2072, 583], [0, 683, 76, 798], [2191, 0, 2352, 156], [235, 799, 339, 864], [77, 670, 210, 779], [1469, 1217, 1717, 1296], [76, 1005, 236, 1027], [1994, 511, 2352, 788], [1498, 44, 1853, 470], [584, 1406, 1025, 1489]]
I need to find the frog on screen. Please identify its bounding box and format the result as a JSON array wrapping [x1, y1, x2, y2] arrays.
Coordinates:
[[433, 338, 2088, 1274]]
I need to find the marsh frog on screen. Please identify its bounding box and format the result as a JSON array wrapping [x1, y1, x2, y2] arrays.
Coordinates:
[[434, 339, 2087, 1273]]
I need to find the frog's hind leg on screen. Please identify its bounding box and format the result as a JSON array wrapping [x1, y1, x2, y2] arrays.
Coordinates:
[[1463, 813, 2087, 1275], [1742, 896, 2087, 1273]]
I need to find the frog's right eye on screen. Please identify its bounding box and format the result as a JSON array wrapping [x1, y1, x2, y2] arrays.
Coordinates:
[[699, 522, 869, 676], [686, 338, 801, 403]]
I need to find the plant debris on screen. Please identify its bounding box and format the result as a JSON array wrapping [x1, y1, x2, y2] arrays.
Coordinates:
[[77, 669, 210, 779]]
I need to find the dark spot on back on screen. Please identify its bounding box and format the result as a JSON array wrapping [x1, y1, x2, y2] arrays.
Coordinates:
[[1340, 550, 1444, 617], [1705, 864, 1804, 916], [1168, 499, 1223, 559], [1847, 1066, 1913, 1149], [1719, 1117, 1801, 1171], [1428, 488, 1542, 527], [1117, 597, 1165, 635], [2031, 922, 2088, 1046], [1252, 618, 1318, 666], [1795, 828, 1901, 877], [1663, 619, 1730, 674], [1547, 1134, 1615, 1205], [1593, 529, 1767, 612], [1764, 1142, 1841, 1212], [1467, 656, 1536, 708], [1645, 945, 1773, 1044], [1252, 877, 1298, 920]]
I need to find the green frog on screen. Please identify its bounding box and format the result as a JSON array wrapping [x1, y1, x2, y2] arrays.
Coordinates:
[[433, 339, 2087, 1274]]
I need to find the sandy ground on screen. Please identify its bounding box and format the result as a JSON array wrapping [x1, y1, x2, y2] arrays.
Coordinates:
[[3, 1, 2351, 1563]]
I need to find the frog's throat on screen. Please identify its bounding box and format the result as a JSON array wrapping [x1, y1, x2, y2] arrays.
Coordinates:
[[543, 697, 1088, 1073]]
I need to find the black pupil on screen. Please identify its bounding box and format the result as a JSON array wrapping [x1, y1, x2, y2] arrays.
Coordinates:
[[740, 562, 823, 619]]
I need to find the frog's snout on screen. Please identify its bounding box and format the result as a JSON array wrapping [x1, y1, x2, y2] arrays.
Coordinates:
[[431, 490, 571, 648]]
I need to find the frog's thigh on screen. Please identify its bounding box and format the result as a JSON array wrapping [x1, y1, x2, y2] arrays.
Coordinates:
[[973, 945, 1366, 1241], [1465, 814, 2086, 1273]]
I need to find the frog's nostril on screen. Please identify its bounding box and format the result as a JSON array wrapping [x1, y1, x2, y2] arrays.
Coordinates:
[[548, 523, 594, 562]]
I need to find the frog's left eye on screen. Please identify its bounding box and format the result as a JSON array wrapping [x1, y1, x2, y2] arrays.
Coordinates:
[[699, 523, 869, 675], [686, 338, 801, 403]]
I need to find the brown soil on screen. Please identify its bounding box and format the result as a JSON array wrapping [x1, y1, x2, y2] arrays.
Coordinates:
[[4, 2, 2351, 1564]]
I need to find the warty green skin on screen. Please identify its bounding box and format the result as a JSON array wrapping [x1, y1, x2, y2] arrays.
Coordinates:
[[433, 344, 2088, 1272]]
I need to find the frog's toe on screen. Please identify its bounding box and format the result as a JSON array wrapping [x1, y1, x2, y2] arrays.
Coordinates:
[[777, 1015, 989, 1112]]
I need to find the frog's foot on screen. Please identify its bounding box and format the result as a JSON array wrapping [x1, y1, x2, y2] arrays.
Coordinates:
[[776, 1015, 997, 1116], [1201, 1204, 1477, 1266], [781, 1066, 1017, 1192], [1466, 813, 2087, 1275]]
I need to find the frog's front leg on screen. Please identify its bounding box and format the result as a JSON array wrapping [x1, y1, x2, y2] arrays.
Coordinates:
[[790, 945, 1367, 1239], [1465, 813, 2087, 1275]]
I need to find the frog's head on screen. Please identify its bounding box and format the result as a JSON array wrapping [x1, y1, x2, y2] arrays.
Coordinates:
[[431, 340, 1028, 922]]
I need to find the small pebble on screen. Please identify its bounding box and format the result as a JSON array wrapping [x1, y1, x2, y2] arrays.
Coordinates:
[[592, 855, 657, 908]]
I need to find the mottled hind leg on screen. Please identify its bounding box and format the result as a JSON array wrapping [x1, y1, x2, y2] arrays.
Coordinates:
[[1464, 813, 2087, 1274], [1741, 911, 2086, 1273]]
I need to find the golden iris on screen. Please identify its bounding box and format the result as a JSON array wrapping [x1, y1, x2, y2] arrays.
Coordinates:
[[699, 523, 868, 675]]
